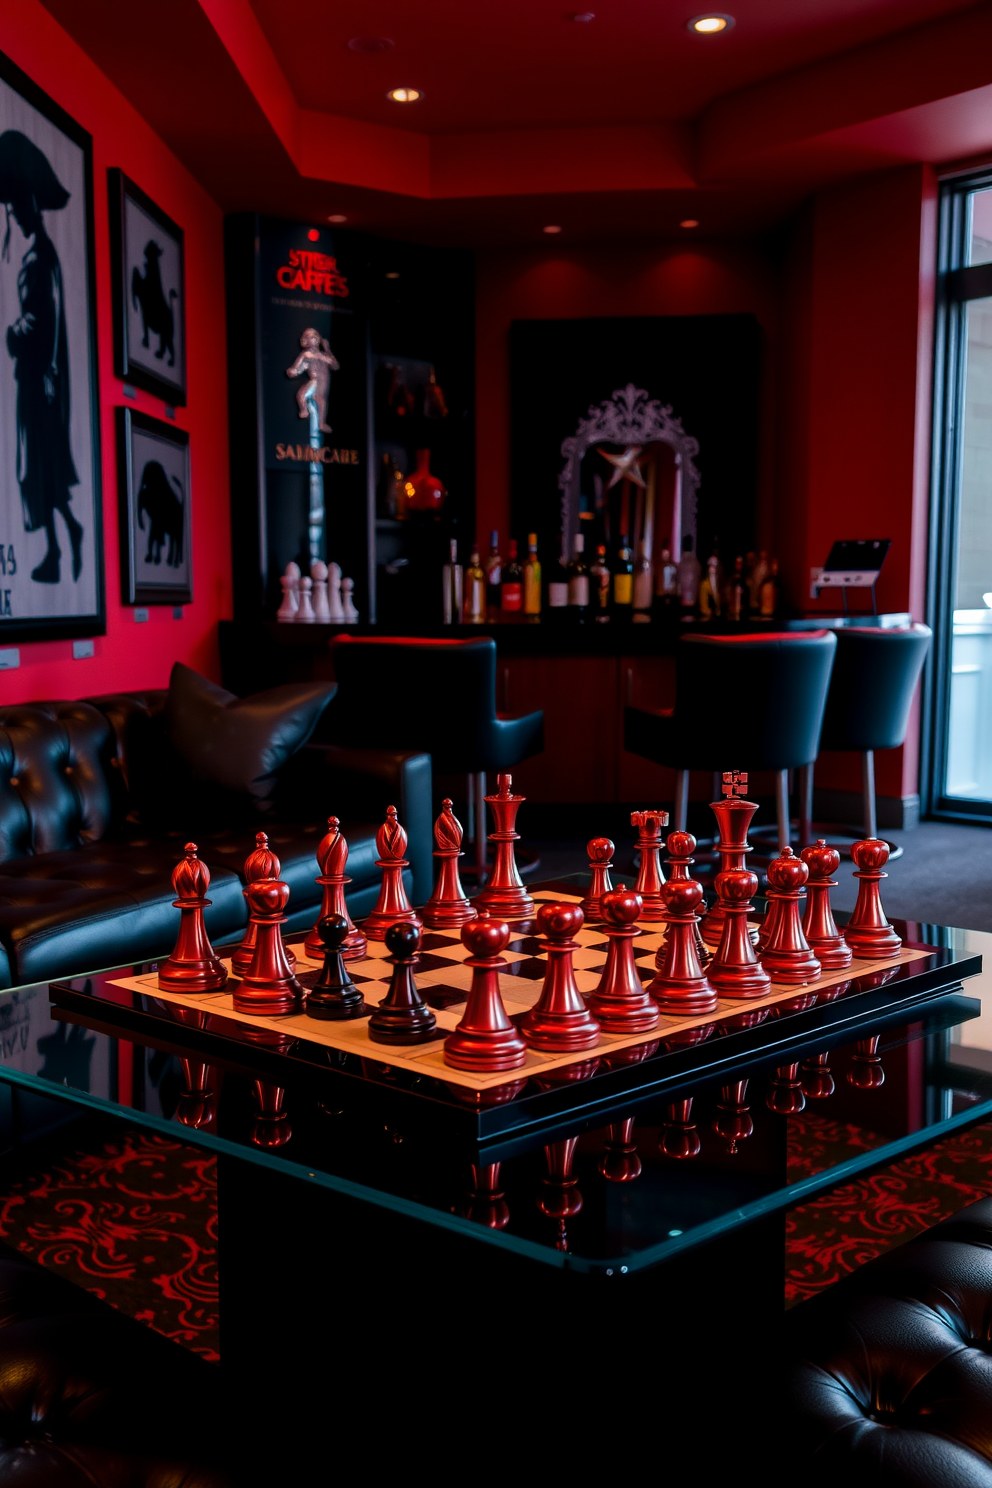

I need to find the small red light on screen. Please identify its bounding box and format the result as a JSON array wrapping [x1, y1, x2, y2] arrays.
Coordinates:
[[307, 229, 320, 242], [680, 219, 700, 229]]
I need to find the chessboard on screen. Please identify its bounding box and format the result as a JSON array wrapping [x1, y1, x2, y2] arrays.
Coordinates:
[[105, 890, 931, 1094]]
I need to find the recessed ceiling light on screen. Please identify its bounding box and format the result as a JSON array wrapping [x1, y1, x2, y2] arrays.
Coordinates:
[[570, 11, 595, 20], [385, 271, 401, 279], [348, 36, 394, 52], [387, 87, 421, 103], [680, 219, 699, 228], [688, 14, 734, 32], [543, 225, 562, 234], [327, 214, 347, 224]]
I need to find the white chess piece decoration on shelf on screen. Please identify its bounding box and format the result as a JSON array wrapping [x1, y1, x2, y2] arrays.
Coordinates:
[[276, 561, 301, 622], [296, 575, 316, 623], [341, 577, 359, 624], [310, 560, 331, 623], [327, 562, 345, 624]]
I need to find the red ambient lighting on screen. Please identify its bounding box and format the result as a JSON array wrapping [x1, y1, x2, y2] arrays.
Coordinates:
[[543, 225, 562, 235], [307, 229, 320, 241], [680, 219, 700, 228]]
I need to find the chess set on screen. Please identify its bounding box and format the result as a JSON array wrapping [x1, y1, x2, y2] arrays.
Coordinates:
[[98, 772, 934, 1101]]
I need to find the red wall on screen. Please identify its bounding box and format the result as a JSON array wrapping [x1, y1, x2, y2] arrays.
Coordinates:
[[0, 0, 231, 705]]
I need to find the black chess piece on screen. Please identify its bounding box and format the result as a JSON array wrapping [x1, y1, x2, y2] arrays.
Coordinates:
[[306, 914, 367, 1021], [367, 921, 437, 1045]]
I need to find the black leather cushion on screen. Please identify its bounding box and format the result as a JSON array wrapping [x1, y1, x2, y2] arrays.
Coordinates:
[[164, 663, 336, 823], [785, 1194, 992, 1485], [0, 702, 118, 862], [819, 624, 932, 753]]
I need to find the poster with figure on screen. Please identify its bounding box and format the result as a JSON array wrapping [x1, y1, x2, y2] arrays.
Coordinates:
[[0, 50, 103, 640], [117, 407, 191, 605], [108, 169, 186, 406]]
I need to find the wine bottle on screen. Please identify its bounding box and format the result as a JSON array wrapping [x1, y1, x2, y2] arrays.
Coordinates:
[[463, 547, 486, 623], [485, 530, 502, 621], [633, 538, 653, 622], [590, 543, 611, 623], [567, 533, 590, 622], [442, 538, 463, 624], [523, 532, 542, 622], [547, 547, 569, 622], [612, 535, 633, 620], [501, 539, 523, 617]]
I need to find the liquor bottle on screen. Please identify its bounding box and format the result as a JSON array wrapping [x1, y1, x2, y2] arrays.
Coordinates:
[[485, 530, 502, 621], [442, 539, 463, 624], [612, 535, 634, 620], [547, 547, 569, 622], [567, 533, 590, 621], [749, 551, 769, 611], [501, 539, 523, 617], [759, 558, 780, 618], [523, 533, 542, 622], [463, 547, 486, 623], [677, 535, 701, 617], [699, 550, 722, 621], [658, 544, 678, 603], [590, 543, 611, 623], [633, 538, 653, 622], [726, 555, 747, 623]]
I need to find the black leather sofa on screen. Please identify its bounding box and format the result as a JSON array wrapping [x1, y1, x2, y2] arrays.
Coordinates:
[[785, 1195, 992, 1484], [0, 690, 431, 988]]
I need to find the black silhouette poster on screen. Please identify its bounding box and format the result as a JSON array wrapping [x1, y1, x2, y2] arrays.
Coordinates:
[[0, 51, 103, 640], [109, 170, 185, 406], [117, 407, 191, 605]]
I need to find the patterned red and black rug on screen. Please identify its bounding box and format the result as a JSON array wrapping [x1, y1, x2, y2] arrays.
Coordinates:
[[0, 1123, 219, 1361]]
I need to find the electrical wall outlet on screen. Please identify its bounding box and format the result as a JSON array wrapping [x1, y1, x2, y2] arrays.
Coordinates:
[[810, 567, 824, 598], [0, 647, 20, 670], [134, 608, 149, 623], [72, 639, 94, 659]]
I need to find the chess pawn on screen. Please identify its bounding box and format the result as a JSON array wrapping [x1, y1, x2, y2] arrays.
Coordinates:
[[660, 1098, 702, 1160], [520, 902, 600, 1052], [460, 1163, 510, 1230], [233, 833, 297, 978], [235, 877, 303, 1015], [474, 774, 535, 924], [580, 837, 615, 924], [666, 830, 709, 961], [158, 844, 228, 992], [306, 914, 366, 1020], [363, 807, 423, 941], [305, 817, 367, 962], [422, 800, 477, 929], [649, 879, 718, 1015], [598, 1117, 642, 1183], [844, 838, 903, 959], [341, 576, 359, 623], [767, 1064, 806, 1115], [327, 562, 345, 623], [848, 1034, 885, 1089], [759, 847, 821, 983], [800, 1051, 835, 1100], [276, 561, 300, 622], [588, 890, 659, 1033], [537, 1138, 583, 1253], [707, 869, 772, 998], [800, 840, 853, 968], [296, 575, 316, 623], [250, 1081, 292, 1149], [630, 809, 669, 920], [367, 921, 437, 1045], [310, 560, 331, 622], [713, 1081, 753, 1154], [444, 915, 527, 1072]]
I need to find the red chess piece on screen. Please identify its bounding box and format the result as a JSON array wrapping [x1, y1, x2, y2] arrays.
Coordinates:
[[800, 1051, 835, 1099], [666, 830, 710, 961], [520, 903, 601, 1053], [767, 1063, 806, 1115], [707, 868, 772, 998], [581, 837, 615, 924], [234, 878, 303, 1015], [304, 817, 367, 962], [598, 1117, 642, 1183], [460, 1163, 510, 1230], [368, 921, 437, 1045], [537, 1138, 583, 1251], [661, 1098, 702, 1159], [233, 833, 297, 978], [701, 779, 760, 948], [473, 774, 535, 924], [158, 844, 228, 993], [713, 1081, 753, 1154], [588, 889, 659, 1033], [649, 879, 718, 1016], [759, 847, 821, 984], [250, 1081, 292, 1149], [800, 840, 853, 969], [423, 800, 477, 930], [364, 807, 423, 941], [444, 915, 527, 1072], [848, 1034, 886, 1088], [630, 809, 669, 920], [844, 838, 903, 959]]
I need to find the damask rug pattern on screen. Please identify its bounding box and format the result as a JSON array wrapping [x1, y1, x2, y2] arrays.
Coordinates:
[[0, 1124, 219, 1360], [785, 1113, 992, 1306]]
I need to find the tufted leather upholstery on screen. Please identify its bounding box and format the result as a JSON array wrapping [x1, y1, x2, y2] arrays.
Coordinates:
[[0, 1238, 230, 1484], [0, 702, 120, 860], [785, 1195, 992, 1485]]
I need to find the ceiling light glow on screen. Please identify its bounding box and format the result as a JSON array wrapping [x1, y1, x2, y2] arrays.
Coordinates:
[[680, 219, 699, 228], [327, 214, 347, 224], [387, 87, 421, 103], [543, 225, 562, 235], [570, 11, 595, 20], [688, 14, 734, 33]]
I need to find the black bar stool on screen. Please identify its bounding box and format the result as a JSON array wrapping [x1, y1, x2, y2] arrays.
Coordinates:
[[624, 631, 837, 851], [807, 623, 931, 842], [327, 636, 544, 876]]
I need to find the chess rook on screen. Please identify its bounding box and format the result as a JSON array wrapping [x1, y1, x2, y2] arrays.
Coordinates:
[[363, 807, 423, 941], [580, 837, 615, 924], [306, 914, 366, 1020], [235, 877, 303, 1016], [234, 833, 297, 978], [759, 847, 821, 983], [367, 921, 437, 1044], [304, 817, 367, 962], [701, 775, 759, 948], [800, 840, 853, 968], [588, 890, 659, 1033], [844, 838, 903, 958], [630, 809, 669, 920], [521, 903, 600, 1052], [650, 879, 718, 1014], [707, 868, 772, 998], [473, 774, 535, 923], [422, 800, 477, 929], [443, 915, 527, 1072], [158, 844, 228, 993]]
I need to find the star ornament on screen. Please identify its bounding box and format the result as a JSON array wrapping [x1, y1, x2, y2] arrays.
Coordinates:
[[597, 444, 647, 490]]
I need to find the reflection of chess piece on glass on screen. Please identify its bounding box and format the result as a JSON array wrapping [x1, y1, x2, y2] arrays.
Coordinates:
[[713, 1081, 752, 1154], [286, 327, 338, 433], [537, 1138, 583, 1252], [661, 1098, 701, 1159], [598, 1117, 642, 1182]]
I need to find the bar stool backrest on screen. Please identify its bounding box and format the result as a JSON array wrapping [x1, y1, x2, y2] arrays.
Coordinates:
[[819, 624, 931, 753]]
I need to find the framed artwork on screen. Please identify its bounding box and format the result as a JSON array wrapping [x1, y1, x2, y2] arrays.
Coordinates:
[[117, 407, 191, 605], [0, 49, 104, 641], [109, 169, 186, 406]]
